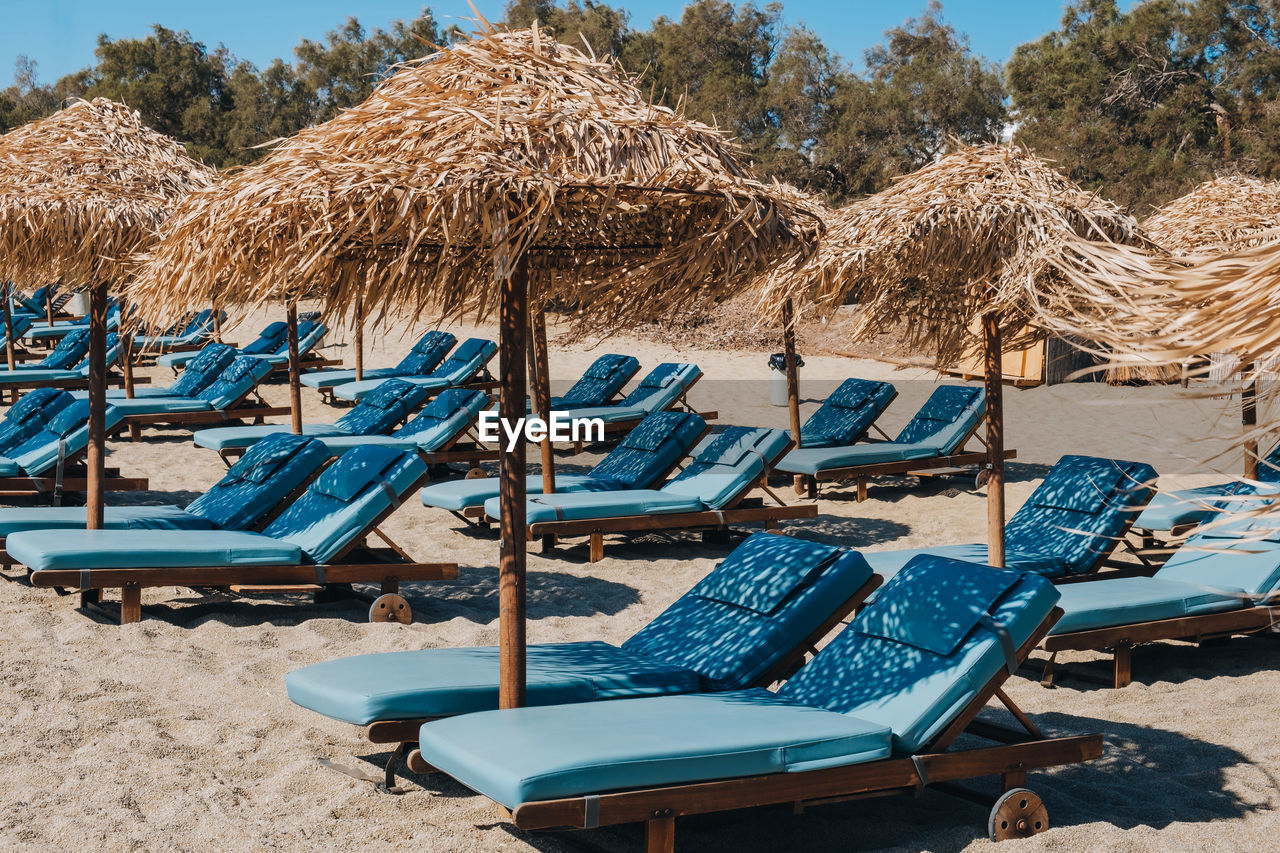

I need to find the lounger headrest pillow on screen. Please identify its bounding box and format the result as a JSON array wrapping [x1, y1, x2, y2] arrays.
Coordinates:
[[311, 445, 406, 502], [691, 533, 859, 615], [186, 343, 237, 374], [1193, 509, 1280, 542], [857, 555, 1020, 657], [584, 354, 629, 380], [361, 379, 416, 410], [913, 385, 983, 424], [1028, 455, 1144, 515], [228, 434, 318, 484], [47, 400, 91, 435], [446, 338, 488, 363], [219, 357, 260, 383], [696, 427, 773, 468], [621, 412, 697, 452], [8, 388, 72, 425], [61, 328, 90, 347], [639, 363, 683, 390], [412, 331, 450, 352], [826, 378, 882, 410]]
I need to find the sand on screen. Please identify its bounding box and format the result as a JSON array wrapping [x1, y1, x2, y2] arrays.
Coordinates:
[[0, 306, 1276, 851]]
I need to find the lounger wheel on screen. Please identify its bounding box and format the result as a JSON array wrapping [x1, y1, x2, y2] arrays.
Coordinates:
[[369, 593, 412, 624], [975, 468, 991, 488], [465, 467, 486, 479], [988, 788, 1047, 841]]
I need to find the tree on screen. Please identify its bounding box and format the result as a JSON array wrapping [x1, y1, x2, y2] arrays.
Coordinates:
[[0, 57, 60, 132], [504, 0, 630, 58]]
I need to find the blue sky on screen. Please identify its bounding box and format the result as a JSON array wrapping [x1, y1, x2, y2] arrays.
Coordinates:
[[1, 1, 1076, 88]]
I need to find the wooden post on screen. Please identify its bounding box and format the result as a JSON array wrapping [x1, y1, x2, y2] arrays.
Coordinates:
[[782, 298, 804, 493], [2, 287, 16, 371], [118, 297, 135, 399], [499, 253, 529, 710], [530, 307, 556, 552], [45, 288, 55, 326], [85, 284, 108, 531], [1242, 364, 1259, 480], [354, 294, 365, 382], [983, 311, 1006, 568], [286, 304, 303, 434], [211, 302, 222, 342]]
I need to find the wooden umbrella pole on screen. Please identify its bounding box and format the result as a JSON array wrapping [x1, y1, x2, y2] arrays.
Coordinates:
[[45, 289, 54, 326], [982, 311, 1006, 568], [530, 306, 556, 552], [286, 304, 303, 434], [211, 301, 222, 342], [119, 296, 135, 399], [85, 283, 109, 530], [2, 287, 16, 372], [354, 294, 365, 382], [782, 298, 803, 492], [1242, 363, 1259, 480], [499, 253, 530, 710]]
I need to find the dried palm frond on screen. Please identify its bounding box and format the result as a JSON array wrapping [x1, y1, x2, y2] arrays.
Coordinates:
[[127, 24, 819, 333], [0, 98, 214, 288], [763, 142, 1148, 368], [1144, 175, 1280, 254]]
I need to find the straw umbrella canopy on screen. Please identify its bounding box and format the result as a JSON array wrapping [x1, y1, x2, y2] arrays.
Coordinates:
[[0, 97, 214, 530], [128, 24, 818, 707], [765, 142, 1146, 566]]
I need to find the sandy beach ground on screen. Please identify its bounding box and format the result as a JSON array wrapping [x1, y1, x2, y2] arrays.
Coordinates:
[[0, 305, 1276, 851]]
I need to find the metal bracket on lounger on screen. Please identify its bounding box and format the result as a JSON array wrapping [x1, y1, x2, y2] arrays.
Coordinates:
[[910, 755, 930, 793], [53, 437, 66, 507]]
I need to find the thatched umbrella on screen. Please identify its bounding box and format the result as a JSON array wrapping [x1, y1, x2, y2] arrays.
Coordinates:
[[0, 98, 213, 529], [767, 143, 1144, 566], [128, 24, 816, 707], [1141, 175, 1280, 476]]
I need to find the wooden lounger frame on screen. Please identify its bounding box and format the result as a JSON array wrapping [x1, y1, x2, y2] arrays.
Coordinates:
[[0, 421, 148, 500], [795, 420, 1015, 502], [121, 385, 289, 442], [348, 570, 884, 792], [527, 439, 817, 562], [22, 468, 455, 625], [1038, 597, 1280, 688], [313, 353, 498, 406], [402, 608, 1101, 850]]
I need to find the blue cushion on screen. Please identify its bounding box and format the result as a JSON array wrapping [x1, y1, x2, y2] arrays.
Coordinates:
[[1052, 576, 1244, 635], [1025, 455, 1130, 514], [801, 379, 896, 447], [661, 427, 790, 507], [186, 434, 330, 530], [864, 544, 1068, 581], [689, 533, 842, 613], [1134, 486, 1234, 532], [0, 368, 80, 384], [287, 642, 701, 725], [776, 442, 938, 475], [894, 385, 985, 450], [780, 556, 1059, 753], [192, 424, 346, 452], [584, 412, 707, 489], [169, 343, 237, 397], [509, 490, 704, 525], [612, 363, 700, 412], [101, 397, 213, 415], [197, 357, 270, 408], [553, 354, 640, 407], [242, 321, 291, 355], [416, 689, 892, 809], [1155, 533, 1280, 598], [0, 505, 215, 537], [333, 379, 428, 435], [9, 529, 302, 571]]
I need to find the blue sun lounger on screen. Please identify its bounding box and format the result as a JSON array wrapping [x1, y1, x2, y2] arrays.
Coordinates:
[[133, 308, 224, 353], [7, 328, 90, 371], [408, 556, 1097, 847], [0, 333, 124, 391], [794, 378, 899, 448], [155, 319, 329, 374], [0, 388, 75, 452], [191, 378, 433, 458], [0, 398, 147, 499], [864, 455, 1158, 581], [23, 300, 121, 344], [1042, 507, 1280, 687], [315, 388, 493, 463], [0, 312, 33, 341], [484, 426, 816, 562], [528, 353, 640, 410], [421, 410, 708, 520], [11, 285, 54, 319], [288, 533, 882, 785], [779, 384, 992, 501], [332, 337, 497, 402], [1131, 440, 1280, 538], [11, 445, 456, 624], [551, 363, 709, 434], [299, 330, 457, 396], [157, 321, 289, 370], [0, 434, 329, 553]]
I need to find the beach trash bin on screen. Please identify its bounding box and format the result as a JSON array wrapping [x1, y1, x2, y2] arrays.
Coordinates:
[[67, 291, 91, 316], [767, 352, 803, 406]]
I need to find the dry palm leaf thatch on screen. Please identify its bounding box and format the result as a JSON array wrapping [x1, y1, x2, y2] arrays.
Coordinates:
[[1144, 175, 1280, 254], [0, 98, 214, 288], [763, 143, 1147, 369], [127, 24, 818, 331]]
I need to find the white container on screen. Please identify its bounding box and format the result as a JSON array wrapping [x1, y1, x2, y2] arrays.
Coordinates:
[[67, 291, 91, 316], [770, 366, 789, 406]]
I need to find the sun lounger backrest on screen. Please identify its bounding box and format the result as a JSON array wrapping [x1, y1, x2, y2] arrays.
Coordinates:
[[618, 363, 699, 411], [186, 434, 331, 530], [623, 533, 875, 690], [242, 322, 290, 355], [778, 555, 1059, 753], [557, 354, 640, 407], [170, 343, 238, 397], [394, 388, 489, 447], [335, 379, 432, 435], [6, 313, 32, 339], [1155, 512, 1280, 596], [0, 388, 74, 453], [395, 330, 457, 375], [1005, 455, 1157, 575], [893, 385, 985, 452], [262, 445, 426, 563], [181, 309, 217, 337], [800, 378, 897, 447], [9, 400, 125, 474], [70, 333, 120, 376], [38, 328, 91, 369], [429, 338, 496, 383], [661, 426, 790, 508], [586, 411, 707, 489], [271, 320, 327, 357], [195, 356, 271, 408]]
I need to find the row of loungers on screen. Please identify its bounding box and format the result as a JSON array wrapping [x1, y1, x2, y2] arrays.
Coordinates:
[[158, 318, 335, 375]]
